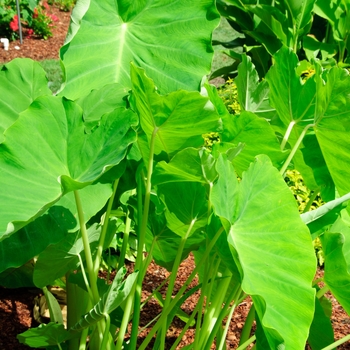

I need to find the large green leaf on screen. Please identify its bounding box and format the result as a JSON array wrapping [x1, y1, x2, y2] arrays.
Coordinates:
[[0, 96, 137, 238], [285, 0, 316, 33], [222, 111, 285, 174], [321, 231, 350, 315], [59, 0, 220, 99], [265, 46, 316, 128], [212, 154, 316, 349], [153, 147, 216, 185], [130, 64, 220, 158], [17, 322, 72, 348], [320, 210, 350, 315], [265, 47, 335, 194], [0, 182, 112, 281], [235, 54, 274, 118], [0, 206, 74, 277], [158, 182, 208, 237], [314, 66, 350, 197], [0, 58, 51, 142], [246, 5, 288, 45]]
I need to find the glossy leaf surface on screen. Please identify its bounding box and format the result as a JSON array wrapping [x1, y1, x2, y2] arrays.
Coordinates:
[[0, 59, 51, 142], [212, 154, 316, 349], [0, 96, 136, 238], [60, 0, 220, 99]]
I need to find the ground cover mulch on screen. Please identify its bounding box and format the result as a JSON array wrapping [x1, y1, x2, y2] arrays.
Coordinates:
[[0, 5, 70, 62], [0, 4, 349, 349]]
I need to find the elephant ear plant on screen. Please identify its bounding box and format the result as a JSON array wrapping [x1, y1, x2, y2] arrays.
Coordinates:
[[1, 1, 350, 350]]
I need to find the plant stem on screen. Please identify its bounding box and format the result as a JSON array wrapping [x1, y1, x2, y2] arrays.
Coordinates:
[[199, 268, 232, 349], [204, 284, 242, 350], [94, 179, 120, 275], [74, 190, 108, 348], [160, 221, 195, 348], [138, 226, 225, 350], [280, 121, 295, 151], [316, 284, 330, 298], [128, 127, 158, 350], [321, 334, 350, 350], [279, 124, 314, 175], [193, 253, 219, 350], [236, 335, 256, 350], [74, 190, 99, 303], [101, 314, 111, 349], [117, 209, 131, 269], [115, 280, 137, 350], [238, 304, 255, 348], [303, 190, 319, 213], [169, 301, 201, 350], [78, 254, 94, 302]]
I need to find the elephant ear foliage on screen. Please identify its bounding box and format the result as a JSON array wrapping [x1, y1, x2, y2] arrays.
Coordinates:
[[60, 0, 220, 99], [211, 154, 316, 350]]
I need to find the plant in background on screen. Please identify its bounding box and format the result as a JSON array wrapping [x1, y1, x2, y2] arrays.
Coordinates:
[[56, 0, 76, 12], [31, 2, 57, 39], [46, 0, 76, 11], [213, 0, 350, 80], [217, 77, 241, 114], [0, 0, 36, 40]]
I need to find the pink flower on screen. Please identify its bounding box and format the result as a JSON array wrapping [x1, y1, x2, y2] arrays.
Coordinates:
[[43, 2, 50, 10], [9, 15, 19, 31], [50, 14, 59, 22]]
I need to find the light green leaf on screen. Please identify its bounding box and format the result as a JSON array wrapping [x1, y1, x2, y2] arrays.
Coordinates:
[[0, 183, 112, 283], [43, 286, 64, 324], [153, 148, 216, 185], [130, 64, 220, 158], [265, 46, 316, 127], [0, 58, 51, 142], [286, 0, 316, 31], [60, 0, 220, 99], [314, 66, 350, 197], [301, 192, 350, 225], [222, 111, 285, 174], [17, 322, 71, 347], [76, 83, 130, 132], [72, 268, 138, 331], [300, 134, 335, 201], [0, 96, 136, 237], [236, 54, 274, 118], [217, 155, 316, 349], [246, 5, 288, 45], [211, 154, 239, 223], [321, 231, 350, 315], [158, 182, 208, 237]]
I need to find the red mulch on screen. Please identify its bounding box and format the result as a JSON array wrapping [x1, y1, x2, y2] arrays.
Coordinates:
[[0, 5, 70, 63]]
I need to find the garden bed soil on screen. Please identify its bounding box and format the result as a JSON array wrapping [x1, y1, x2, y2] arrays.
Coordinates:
[[0, 4, 70, 62], [0, 4, 349, 350], [0, 254, 350, 349]]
